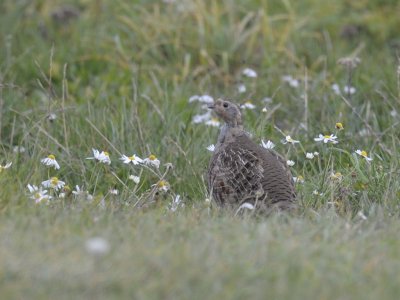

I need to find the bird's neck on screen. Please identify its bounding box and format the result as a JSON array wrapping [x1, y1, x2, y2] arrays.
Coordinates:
[[216, 123, 243, 148]]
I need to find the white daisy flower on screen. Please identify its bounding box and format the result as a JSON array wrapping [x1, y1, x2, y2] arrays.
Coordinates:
[[355, 150, 373, 162], [330, 172, 343, 181], [261, 140, 275, 149], [282, 75, 299, 88], [188, 95, 200, 102], [282, 135, 300, 144], [40, 154, 60, 169], [27, 184, 52, 204], [286, 160, 295, 167], [343, 85, 356, 95], [241, 101, 256, 110], [199, 95, 214, 104], [242, 68, 257, 78], [87, 149, 111, 165], [293, 176, 304, 184], [169, 194, 184, 212], [205, 118, 220, 127], [13, 146, 26, 153], [120, 154, 143, 165], [331, 83, 341, 95], [72, 185, 86, 197], [357, 211, 367, 220], [313, 151, 319, 156], [153, 180, 170, 192], [129, 175, 140, 184], [109, 189, 119, 195], [306, 152, 314, 159], [41, 177, 65, 191], [192, 111, 211, 124], [144, 154, 160, 168], [314, 134, 338, 144], [206, 144, 215, 152], [0, 162, 12, 173], [237, 84, 246, 93]]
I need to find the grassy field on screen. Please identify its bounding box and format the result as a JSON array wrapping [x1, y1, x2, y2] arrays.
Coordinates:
[[1, 0, 400, 299]]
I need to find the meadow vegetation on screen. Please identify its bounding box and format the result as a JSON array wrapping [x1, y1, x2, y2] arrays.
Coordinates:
[[1, 0, 400, 299]]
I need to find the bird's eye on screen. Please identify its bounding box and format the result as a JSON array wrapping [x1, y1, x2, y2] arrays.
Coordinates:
[[223, 102, 229, 108]]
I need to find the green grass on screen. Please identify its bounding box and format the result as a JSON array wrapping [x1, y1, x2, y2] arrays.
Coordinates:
[[1, 0, 400, 298]]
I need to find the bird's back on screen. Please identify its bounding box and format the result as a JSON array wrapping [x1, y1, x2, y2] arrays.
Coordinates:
[[208, 133, 296, 211]]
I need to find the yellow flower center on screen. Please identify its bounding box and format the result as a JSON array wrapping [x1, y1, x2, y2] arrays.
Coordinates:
[[103, 151, 109, 157], [34, 193, 41, 199], [211, 118, 219, 122], [335, 123, 343, 130], [148, 154, 156, 161], [64, 185, 71, 192], [297, 175, 304, 180], [360, 151, 368, 157], [51, 177, 59, 185], [129, 155, 135, 161], [324, 135, 331, 139], [157, 180, 167, 188], [48, 154, 56, 160]]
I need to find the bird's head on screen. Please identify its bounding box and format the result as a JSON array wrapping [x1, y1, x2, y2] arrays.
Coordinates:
[[208, 99, 242, 127]]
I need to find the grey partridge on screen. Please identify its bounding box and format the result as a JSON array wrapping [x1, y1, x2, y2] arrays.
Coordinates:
[[207, 99, 296, 213]]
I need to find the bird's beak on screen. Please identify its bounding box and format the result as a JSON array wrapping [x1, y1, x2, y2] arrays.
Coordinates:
[[207, 103, 215, 109]]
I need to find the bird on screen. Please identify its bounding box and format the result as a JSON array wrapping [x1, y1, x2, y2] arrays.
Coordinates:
[[207, 99, 296, 214]]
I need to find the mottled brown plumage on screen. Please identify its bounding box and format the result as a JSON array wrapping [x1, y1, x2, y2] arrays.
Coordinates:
[[207, 99, 296, 213]]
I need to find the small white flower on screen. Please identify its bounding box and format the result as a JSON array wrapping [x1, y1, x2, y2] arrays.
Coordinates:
[[40, 154, 60, 169], [293, 176, 304, 184], [357, 211, 367, 220], [192, 111, 211, 124], [282, 135, 300, 144], [343, 85, 356, 95], [129, 175, 140, 184], [237, 84, 246, 93], [87, 149, 111, 165], [313, 152, 319, 156], [242, 68, 257, 78], [13, 146, 25, 153], [27, 184, 52, 204], [47, 113, 57, 121], [169, 194, 184, 212], [331, 83, 341, 95], [0, 162, 12, 172], [239, 202, 255, 210], [306, 152, 314, 159], [143, 154, 160, 168], [59, 192, 66, 198], [199, 95, 214, 104], [282, 75, 299, 88], [261, 140, 275, 149], [205, 118, 220, 127], [120, 154, 143, 165], [330, 172, 343, 181], [262, 107, 268, 113], [189, 95, 200, 102], [153, 180, 170, 192], [85, 237, 110, 256], [355, 150, 373, 162], [241, 101, 256, 110], [314, 134, 338, 144], [109, 189, 119, 195], [286, 160, 295, 167], [390, 109, 397, 117], [206, 144, 215, 152], [72, 185, 86, 197], [41, 177, 65, 191], [312, 190, 320, 196]]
